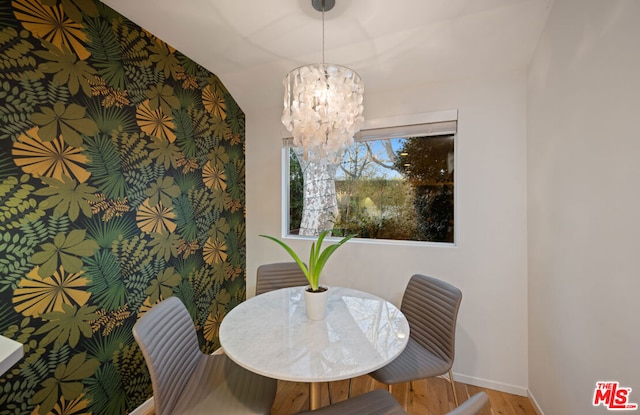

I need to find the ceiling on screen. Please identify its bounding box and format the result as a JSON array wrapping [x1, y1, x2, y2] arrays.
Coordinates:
[[101, 0, 553, 115]]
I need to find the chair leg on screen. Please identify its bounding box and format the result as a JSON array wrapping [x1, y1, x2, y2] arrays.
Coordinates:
[[347, 378, 352, 398], [327, 382, 333, 404], [448, 370, 460, 406]]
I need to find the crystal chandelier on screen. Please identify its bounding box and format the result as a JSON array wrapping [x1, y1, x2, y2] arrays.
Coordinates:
[[282, 0, 364, 161]]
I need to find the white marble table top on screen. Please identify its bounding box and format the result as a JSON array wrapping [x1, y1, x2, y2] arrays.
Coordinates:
[[219, 286, 409, 383], [0, 335, 23, 377]]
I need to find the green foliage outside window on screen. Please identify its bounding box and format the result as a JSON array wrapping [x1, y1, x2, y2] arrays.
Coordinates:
[[289, 149, 304, 233], [288, 134, 454, 242]]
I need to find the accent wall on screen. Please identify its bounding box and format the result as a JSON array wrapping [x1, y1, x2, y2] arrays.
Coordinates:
[[0, 0, 246, 414]]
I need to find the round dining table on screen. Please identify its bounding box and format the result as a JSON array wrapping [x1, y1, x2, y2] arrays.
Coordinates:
[[219, 286, 409, 410]]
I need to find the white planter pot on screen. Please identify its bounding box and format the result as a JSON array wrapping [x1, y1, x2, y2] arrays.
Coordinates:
[[304, 285, 329, 320]]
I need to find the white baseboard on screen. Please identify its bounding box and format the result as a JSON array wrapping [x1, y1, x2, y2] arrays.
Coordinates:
[[527, 390, 545, 415], [453, 372, 529, 397], [129, 397, 153, 415]]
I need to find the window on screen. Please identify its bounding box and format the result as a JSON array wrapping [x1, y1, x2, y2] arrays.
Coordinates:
[[285, 112, 457, 244]]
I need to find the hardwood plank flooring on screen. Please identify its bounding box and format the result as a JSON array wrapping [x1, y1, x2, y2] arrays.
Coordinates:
[[271, 375, 539, 415]]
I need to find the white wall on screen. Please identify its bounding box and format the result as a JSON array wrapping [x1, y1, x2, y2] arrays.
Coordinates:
[[246, 70, 530, 394], [527, 0, 640, 413]]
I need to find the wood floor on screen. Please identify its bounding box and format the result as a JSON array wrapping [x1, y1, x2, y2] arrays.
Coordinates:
[[271, 375, 538, 415]]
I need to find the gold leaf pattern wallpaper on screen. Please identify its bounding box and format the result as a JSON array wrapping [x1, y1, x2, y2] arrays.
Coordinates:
[[0, 0, 247, 413]]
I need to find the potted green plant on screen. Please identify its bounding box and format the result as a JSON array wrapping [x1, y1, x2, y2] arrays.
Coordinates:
[[260, 230, 355, 291], [260, 230, 356, 319]]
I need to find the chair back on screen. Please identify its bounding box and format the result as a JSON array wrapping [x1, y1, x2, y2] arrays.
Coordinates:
[[401, 274, 462, 366], [256, 262, 308, 295], [133, 297, 202, 415], [446, 392, 489, 415]]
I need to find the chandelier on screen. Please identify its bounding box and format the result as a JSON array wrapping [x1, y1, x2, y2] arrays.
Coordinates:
[[281, 0, 364, 162]]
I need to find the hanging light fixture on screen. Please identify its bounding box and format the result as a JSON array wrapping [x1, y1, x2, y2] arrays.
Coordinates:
[[282, 0, 364, 162]]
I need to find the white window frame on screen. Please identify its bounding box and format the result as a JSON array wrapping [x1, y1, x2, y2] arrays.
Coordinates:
[[281, 109, 458, 246]]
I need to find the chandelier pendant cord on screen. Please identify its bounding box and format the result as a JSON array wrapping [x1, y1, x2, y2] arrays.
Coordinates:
[[321, 3, 325, 65], [281, 0, 364, 161]]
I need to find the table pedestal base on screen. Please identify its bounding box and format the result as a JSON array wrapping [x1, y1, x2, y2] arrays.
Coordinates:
[[309, 382, 321, 410]]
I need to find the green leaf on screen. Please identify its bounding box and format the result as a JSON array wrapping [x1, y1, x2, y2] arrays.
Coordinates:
[[85, 249, 126, 311], [63, 229, 86, 247], [145, 176, 181, 207], [30, 244, 55, 263], [64, 351, 100, 381], [259, 231, 355, 291], [59, 252, 83, 273], [259, 234, 310, 285], [145, 266, 181, 303], [149, 137, 180, 170], [30, 229, 99, 277], [35, 41, 97, 96], [60, 0, 99, 23], [148, 40, 181, 79], [31, 378, 59, 415], [83, 134, 128, 199], [30, 102, 98, 146], [84, 363, 127, 415], [31, 352, 100, 414], [59, 381, 83, 400], [149, 232, 180, 262], [36, 304, 98, 348], [34, 174, 97, 221], [146, 83, 180, 114]]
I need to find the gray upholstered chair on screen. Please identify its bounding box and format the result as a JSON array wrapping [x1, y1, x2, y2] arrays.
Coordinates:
[[446, 392, 489, 415], [296, 389, 488, 415], [369, 274, 463, 406], [256, 261, 308, 295], [133, 296, 277, 415]]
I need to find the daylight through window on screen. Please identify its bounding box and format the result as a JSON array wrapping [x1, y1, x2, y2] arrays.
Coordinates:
[[286, 118, 456, 243]]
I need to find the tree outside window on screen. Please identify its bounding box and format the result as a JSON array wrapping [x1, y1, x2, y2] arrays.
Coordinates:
[[287, 130, 455, 243]]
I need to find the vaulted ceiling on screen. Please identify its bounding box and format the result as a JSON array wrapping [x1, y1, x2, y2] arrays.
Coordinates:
[[102, 0, 553, 114]]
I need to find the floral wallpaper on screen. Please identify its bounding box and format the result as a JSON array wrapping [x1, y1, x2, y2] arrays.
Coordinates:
[[0, 0, 247, 414]]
